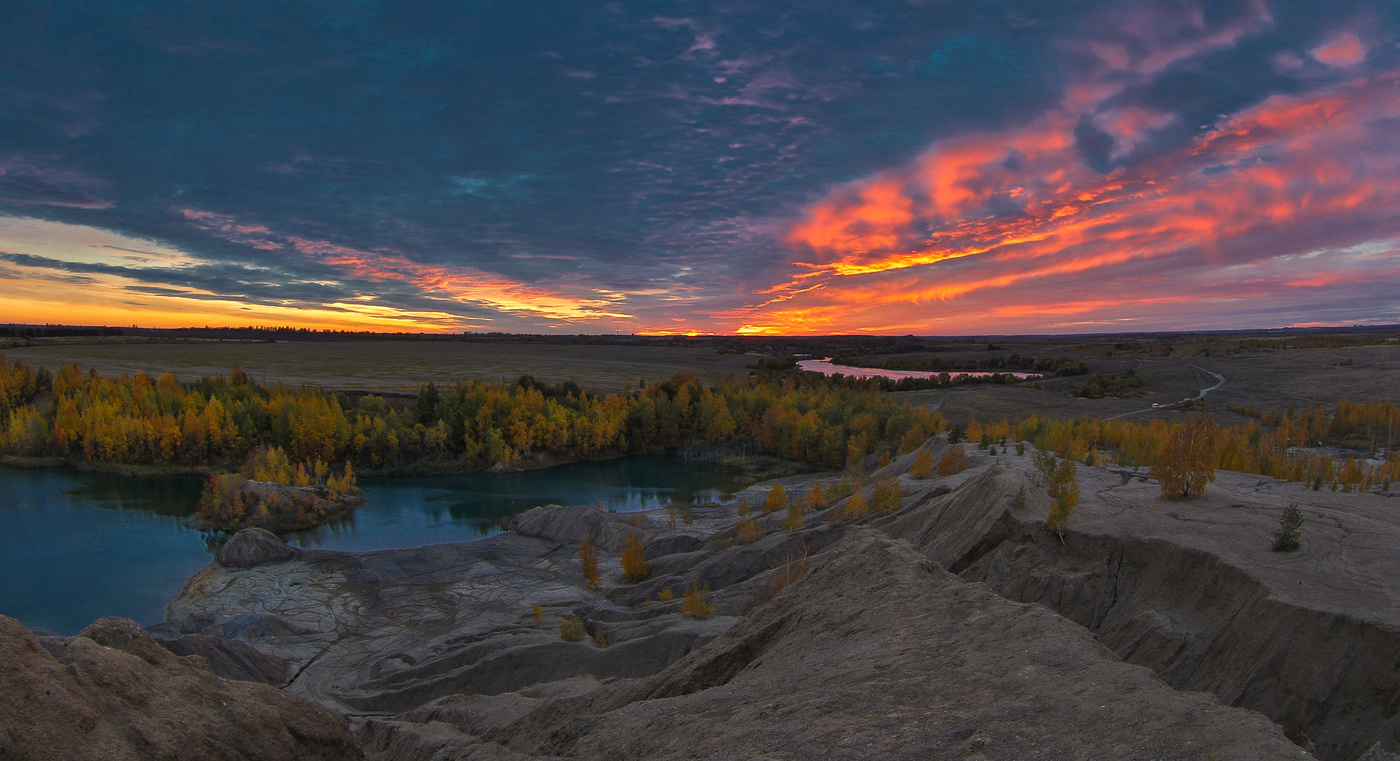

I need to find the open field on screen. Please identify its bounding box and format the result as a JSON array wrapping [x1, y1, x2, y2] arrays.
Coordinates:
[[902, 344, 1400, 424], [0, 339, 758, 391]]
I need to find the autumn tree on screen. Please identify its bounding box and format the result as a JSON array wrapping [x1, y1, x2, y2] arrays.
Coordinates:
[[910, 448, 934, 479], [579, 539, 601, 589], [1153, 414, 1218, 499], [1046, 459, 1079, 533], [937, 444, 969, 476], [620, 532, 648, 582], [763, 483, 787, 514]]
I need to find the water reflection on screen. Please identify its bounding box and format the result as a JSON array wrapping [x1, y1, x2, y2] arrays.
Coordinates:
[[797, 357, 1039, 381], [0, 457, 752, 634]]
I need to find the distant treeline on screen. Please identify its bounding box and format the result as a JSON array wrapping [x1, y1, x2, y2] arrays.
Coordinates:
[[0, 357, 941, 474], [829, 353, 1089, 377], [965, 399, 1400, 493], [1, 325, 124, 338]]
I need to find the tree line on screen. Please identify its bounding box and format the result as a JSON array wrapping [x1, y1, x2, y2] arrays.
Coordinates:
[[961, 400, 1400, 496], [0, 356, 942, 475]]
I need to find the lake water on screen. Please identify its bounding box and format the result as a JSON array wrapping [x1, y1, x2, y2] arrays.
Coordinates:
[[0, 458, 752, 635], [797, 358, 1040, 381]]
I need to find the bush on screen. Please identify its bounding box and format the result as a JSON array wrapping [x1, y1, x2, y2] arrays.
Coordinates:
[[763, 483, 787, 514], [657, 586, 674, 602], [781, 500, 806, 532], [871, 477, 903, 514], [620, 532, 648, 582], [579, 539, 601, 589], [1272, 504, 1303, 552], [559, 616, 585, 641], [937, 445, 969, 476], [1046, 460, 1079, 533], [766, 552, 812, 599], [910, 449, 933, 479], [531, 604, 544, 625], [842, 490, 870, 521], [736, 517, 766, 544], [680, 581, 713, 620]]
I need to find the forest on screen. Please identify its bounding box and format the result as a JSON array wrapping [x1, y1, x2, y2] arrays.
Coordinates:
[[0, 356, 941, 476], [4, 354, 1397, 508]]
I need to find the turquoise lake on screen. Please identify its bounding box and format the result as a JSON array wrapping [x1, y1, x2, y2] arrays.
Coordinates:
[[0, 458, 752, 635]]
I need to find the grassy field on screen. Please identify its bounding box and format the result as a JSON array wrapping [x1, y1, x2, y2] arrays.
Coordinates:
[[0, 339, 758, 391], [899, 345, 1400, 424]]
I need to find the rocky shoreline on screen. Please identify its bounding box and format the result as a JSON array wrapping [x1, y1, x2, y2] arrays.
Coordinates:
[[8, 436, 1400, 760]]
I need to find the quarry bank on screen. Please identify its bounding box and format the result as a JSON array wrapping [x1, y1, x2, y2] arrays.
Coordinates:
[[6, 436, 1400, 760]]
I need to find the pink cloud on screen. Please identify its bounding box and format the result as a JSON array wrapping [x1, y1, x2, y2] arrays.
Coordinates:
[[1311, 31, 1366, 67]]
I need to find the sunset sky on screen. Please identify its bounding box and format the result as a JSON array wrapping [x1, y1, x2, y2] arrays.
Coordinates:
[[2, 1, 1399, 335]]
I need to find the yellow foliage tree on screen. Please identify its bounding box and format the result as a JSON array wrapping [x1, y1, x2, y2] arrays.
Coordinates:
[[620, 532, 648, 582], [679, 581, 713, 620], [937, 445, 969, 476], [1153, 415, 1218, 499], [579, 539, 601, 589], [910, 448, 933, 479], [763, 483, 787, 514]]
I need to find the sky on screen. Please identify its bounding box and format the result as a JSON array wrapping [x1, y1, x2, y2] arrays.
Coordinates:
[[2, 0, 1399, 335]]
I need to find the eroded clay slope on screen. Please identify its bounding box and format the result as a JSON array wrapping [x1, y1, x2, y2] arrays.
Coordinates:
[[361, 529, 1306, 761], [0, 615, 361, 761], [880, 441, 1400, 761]]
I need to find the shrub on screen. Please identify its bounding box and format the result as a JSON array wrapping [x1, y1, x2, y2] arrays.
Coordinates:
[[1016, 442, 1025, 456], [805, 482, 828, 510], [579, 539, 600, 589], [763, 484, 787, 514], [766, 552, 812, 600], [657, 586, 674, 602], [781, 500, 806, 531], [843, 490, 870, 521], [1046, 460, 1079, 533], [736, 517, 766, 544], [620, 532, 648, 582], [559, 617, 585, 642], [592, 629, 608, 648], [871, 478, 903, 514], [531, 604, 544, 625], [937, 445, 969, 476], [1272, 504, 1303, 552], [910, 449, 933, 479], [680, 581, 714, 620], [1033, 449, 1058, 485]]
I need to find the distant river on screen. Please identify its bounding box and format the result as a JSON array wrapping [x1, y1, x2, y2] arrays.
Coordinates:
[[797, 358, 1040, 381], [0, 458, 753, 635]]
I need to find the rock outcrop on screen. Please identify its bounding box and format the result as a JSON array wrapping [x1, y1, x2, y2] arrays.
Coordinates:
[[215, 526, 303, 568], [0, 615, 361, 760]]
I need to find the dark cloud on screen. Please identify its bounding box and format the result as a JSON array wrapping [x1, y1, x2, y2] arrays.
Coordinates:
[[0, 0, 1396, 332]]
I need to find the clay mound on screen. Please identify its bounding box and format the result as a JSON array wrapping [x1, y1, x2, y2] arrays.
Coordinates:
[[0, 615, 362, 761], [509, 504, 640, 552], [880, 461, 1032, 570], [361, 529, 1303, 760], [216, 526, 302, 568]]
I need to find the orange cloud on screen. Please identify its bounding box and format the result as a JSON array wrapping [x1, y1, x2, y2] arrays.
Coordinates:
[[749, 69, 1400, 334], [1311, 31, 1366, 67]]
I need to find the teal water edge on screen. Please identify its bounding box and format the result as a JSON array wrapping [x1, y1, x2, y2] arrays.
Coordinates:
[[0, 458, 752, 636]]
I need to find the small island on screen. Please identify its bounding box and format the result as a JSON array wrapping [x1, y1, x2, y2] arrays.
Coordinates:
[[195, 445, 364, 532]]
